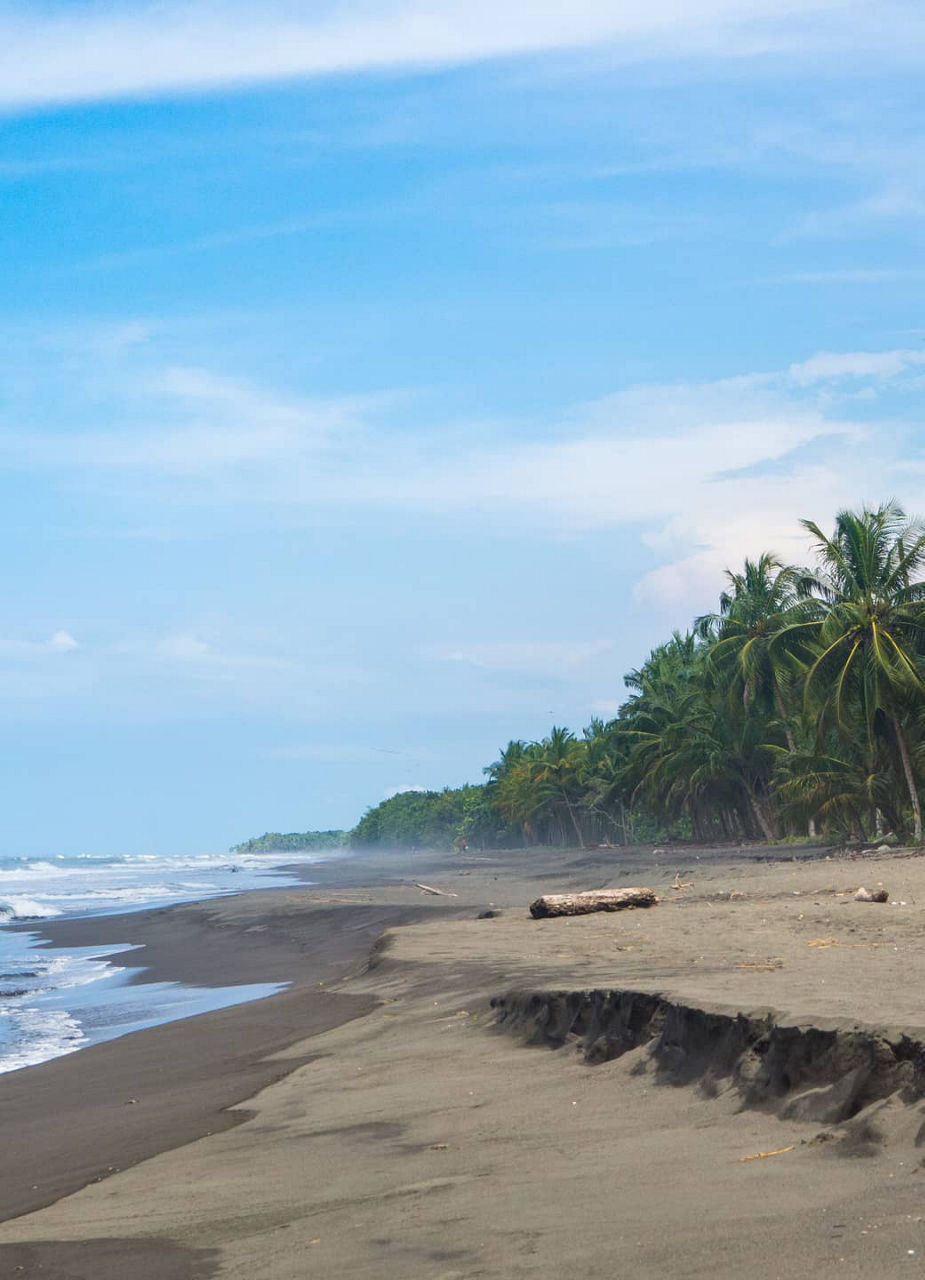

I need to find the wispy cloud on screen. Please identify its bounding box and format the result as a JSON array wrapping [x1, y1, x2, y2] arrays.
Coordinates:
[[157, 632, 294, 679], [787, 349, 925, 384], [48, 630, 79, 653], [4, 339, 924, 619], [783, 185, 925, 241], [434, 640, 612, 675], [0, 630, 80, 659], [764, 268, 925, 285], [0, 1, 901, 114], [0, 364, 391, 476]]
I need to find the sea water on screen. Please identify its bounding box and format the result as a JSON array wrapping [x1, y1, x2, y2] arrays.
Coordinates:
[[0, 848, 337, 1073]]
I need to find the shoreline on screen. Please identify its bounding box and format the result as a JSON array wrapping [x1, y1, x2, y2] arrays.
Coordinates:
[[0, 837, 840, 1226], [0, 891, 446, 1223], [5, 839, 923, 1278]]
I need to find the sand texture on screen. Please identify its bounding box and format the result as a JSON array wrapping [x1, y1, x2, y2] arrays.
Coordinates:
[[3, 843, 925, 1278]]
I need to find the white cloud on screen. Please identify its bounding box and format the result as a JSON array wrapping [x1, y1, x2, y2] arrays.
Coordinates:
[[0, 630, 80, 658], [384, 783, 428, 799], [48, 630, 79, 652], [0, 364, 388, 476], [787, 349, 925, 384], [4, 341, 923, 620], [0, 0, 895, 114], [157, 633, 294, 678]]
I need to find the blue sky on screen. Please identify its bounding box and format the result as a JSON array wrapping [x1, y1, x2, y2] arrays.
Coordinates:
[[2, 1, 925, 854]]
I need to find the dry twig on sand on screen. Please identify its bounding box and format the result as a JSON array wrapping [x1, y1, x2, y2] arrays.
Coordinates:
[[734, 1145, 795, 1164], [413, 882, 458, 897]]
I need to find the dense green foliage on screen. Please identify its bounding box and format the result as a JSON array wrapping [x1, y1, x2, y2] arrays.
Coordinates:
[[230, 830, 347, 854], [351, 785, 518, 850]]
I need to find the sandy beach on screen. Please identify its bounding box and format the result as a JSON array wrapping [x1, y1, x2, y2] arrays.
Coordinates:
[[3, 841, 925, 1278]]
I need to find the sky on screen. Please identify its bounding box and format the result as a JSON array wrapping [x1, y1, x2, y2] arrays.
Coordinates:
[[2, 0, 925, 855]]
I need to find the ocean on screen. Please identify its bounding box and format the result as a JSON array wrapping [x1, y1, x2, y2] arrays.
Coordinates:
[[0, 847, 335, 1074]]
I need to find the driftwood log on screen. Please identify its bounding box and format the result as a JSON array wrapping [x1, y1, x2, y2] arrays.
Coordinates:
[[529, 887, 658, 919]]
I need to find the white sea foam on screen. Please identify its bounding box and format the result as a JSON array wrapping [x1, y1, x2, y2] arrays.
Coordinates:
[[0, 897, 62, 921], [0, 844, 337, 1072], [0, 1006, 86, 1072], [0, 862, 65, 881], [41, 951, 132, 990]]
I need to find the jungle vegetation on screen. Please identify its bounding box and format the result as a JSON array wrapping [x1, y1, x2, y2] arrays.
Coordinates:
[[351, 504, 925, 851], [230, 830, 348, 854]]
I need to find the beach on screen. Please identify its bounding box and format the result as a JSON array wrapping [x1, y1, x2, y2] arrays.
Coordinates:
[[3, 841, 925, 1278]]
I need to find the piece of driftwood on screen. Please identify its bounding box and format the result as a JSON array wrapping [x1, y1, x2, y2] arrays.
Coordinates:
[[529, 887, 657, 919], [413, 881, 458, 897]]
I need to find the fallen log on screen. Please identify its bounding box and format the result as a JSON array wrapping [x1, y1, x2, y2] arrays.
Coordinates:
[[529, 887, 657, 919]]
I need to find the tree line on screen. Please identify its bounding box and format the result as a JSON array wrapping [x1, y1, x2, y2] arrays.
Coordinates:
[[353, 504, 925, 851], [230, 830, 347, 854]]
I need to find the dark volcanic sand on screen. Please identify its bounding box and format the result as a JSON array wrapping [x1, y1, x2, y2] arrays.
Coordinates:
[[1, 898, 440, 1223], [7, 841, 923, 1280]]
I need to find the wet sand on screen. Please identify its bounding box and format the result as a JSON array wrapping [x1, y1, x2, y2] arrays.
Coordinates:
[[1, 896, 442, 1222], [4, 841, 925, 1278]]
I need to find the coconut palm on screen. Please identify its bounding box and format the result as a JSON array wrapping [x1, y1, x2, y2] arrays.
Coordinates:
[[794, 502, 925, 841], [525, 727, 588, 847], [698, 553, 812, 751], [619, 631, 784, 841]]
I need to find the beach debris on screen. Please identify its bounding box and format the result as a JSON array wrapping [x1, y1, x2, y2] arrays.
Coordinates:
[[734, 1144, 795, 1163], [529, 887, 657, 919], [413, 882, 458, 897], [670, 873, 693, 890], [807, 937, 838, 947], [855, 886, 889, 902], [736, 958, 784, 971], [477, 908, 500, 919], [428, 1143, 450, 1151]]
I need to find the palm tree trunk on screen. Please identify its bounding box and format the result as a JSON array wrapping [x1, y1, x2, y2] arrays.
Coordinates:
[[890, 710, 922, 843], [747, 790, 776, 842], [772, 677, 796, 752], [564, 797, 585, 848]]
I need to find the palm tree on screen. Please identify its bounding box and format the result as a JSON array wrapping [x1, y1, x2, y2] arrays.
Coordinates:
[[794, 502, 925, 841], [527, 727, 588, 847], [699, 553, 811, 752], [774, 737, 904, 842], [619, 632, 782, 840]]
